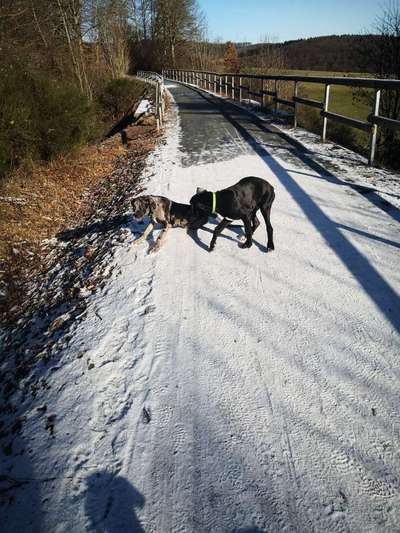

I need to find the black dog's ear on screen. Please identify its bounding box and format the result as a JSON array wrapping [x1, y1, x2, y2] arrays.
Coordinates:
[[196, 187, 206, 194]]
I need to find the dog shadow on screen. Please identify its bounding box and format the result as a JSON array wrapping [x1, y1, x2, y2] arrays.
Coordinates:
[[57, 215, 131, 242], [188, 219, 268, 253]]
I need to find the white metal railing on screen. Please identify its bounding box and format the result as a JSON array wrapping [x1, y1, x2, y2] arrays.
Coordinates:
[[162, 68, 400, 166], [136, 71, 165, 129]]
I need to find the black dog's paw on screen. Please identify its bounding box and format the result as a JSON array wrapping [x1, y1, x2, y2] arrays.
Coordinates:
[[239, 241, 252, 249], [208, 245, 215, 252], [267, 244, 275, 252]]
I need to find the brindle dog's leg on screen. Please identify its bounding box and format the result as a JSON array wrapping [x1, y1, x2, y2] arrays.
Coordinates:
[[149, 223, 170, 253], [133, 222, 154, 245]]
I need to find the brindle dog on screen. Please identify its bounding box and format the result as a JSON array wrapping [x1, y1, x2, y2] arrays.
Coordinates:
[[131, 194, 208, 252]]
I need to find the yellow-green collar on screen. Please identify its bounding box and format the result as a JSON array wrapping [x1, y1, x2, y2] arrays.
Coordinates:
[[211, 191, 217, 214]]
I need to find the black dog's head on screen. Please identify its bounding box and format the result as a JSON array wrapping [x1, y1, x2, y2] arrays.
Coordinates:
[[131, 195, 155, 221], [190, 189, 212, 218]]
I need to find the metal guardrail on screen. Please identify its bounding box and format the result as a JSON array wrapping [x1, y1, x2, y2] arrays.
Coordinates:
[[162, 68, 400, 166], [136, 71, 165, 129]]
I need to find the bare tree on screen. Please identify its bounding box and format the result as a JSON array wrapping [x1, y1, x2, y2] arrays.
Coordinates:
[[357, 0, 400, 166], [55, 0, 92, 98], [91, 0, 131, 78], [257, 35, 285, 73], [155, 0, 200, 67]]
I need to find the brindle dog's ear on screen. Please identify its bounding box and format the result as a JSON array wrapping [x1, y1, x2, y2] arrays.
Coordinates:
[[147, 197, 157, 213]]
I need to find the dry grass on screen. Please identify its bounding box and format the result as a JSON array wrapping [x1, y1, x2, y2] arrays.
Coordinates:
[[0, 116, 159, 320]]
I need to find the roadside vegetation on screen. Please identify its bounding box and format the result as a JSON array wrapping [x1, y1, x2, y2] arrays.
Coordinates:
[[0, 66, 148, 179]]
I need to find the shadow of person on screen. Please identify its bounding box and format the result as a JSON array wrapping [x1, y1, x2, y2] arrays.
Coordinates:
[[85, 472, 145, 533]]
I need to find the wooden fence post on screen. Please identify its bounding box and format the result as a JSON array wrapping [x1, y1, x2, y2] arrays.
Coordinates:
[[155, 83, 160, 130], [262, 79, 266, 108], [293, 81, 298, 128], [369, 89, 381, 166], [322, 84, 331, 142]]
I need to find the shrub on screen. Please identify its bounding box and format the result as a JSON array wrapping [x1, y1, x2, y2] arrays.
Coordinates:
[[98, 78, 148, 122], [0, 64, 93, 178], [34, 79, 94, 160]]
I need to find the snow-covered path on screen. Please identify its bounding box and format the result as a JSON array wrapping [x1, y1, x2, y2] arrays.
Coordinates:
[[3, 82, 400, 532]]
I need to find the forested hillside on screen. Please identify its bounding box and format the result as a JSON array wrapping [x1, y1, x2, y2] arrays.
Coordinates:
[[238, 35, 381, 73]]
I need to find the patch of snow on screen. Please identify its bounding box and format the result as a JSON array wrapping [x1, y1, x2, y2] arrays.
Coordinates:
[[134, 99, 152, 117]]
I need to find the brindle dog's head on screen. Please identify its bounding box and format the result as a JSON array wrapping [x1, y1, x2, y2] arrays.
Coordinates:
[[131, 195, 156, 221]]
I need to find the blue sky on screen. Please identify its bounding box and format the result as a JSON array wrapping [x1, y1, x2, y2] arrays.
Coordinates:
[[198, 0, 382, 43]]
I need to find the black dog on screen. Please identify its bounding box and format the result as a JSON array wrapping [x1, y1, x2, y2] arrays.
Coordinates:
[[190, 176, 275, 252]]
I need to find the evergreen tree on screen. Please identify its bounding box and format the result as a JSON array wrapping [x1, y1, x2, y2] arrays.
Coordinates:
[[223, 41, 241, 73]]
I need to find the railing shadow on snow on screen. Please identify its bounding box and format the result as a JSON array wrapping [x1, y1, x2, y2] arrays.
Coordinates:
[[178, 85, 400, 334], [185, 84, 400, 225]]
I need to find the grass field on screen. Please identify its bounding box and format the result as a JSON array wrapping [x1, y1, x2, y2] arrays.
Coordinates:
[[284, 70, 373, 121], [269, 69, 373, 153]]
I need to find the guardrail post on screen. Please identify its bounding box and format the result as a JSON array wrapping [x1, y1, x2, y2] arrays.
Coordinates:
[[155, 82, 160, 130], [293, 81, 298, 128], [274, 80, 278, 114], [368, 89, 381, 166], [239, 76, 242, 102], [262, 79, 266, 108], [232, 75, 235, 99], [322, 84, 331, 142]]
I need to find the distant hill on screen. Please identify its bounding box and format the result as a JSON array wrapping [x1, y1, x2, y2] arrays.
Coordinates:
[[238, 35, 380, 73]]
